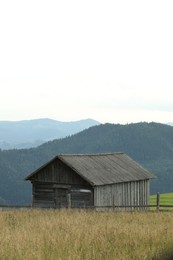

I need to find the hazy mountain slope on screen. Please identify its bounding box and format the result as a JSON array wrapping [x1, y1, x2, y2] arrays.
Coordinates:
[[1, 122, 173, 204], [167, 122, 173, 126], [0, 118, 100, 149]]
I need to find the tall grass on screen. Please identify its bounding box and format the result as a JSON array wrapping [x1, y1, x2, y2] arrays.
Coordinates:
[[0, 209, 173, 259]]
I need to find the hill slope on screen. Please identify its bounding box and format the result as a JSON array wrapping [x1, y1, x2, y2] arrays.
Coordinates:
[[0, 118, 100, 149], [1, 122, 173, 204]]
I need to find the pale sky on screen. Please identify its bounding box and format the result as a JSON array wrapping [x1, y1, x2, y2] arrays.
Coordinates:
[[0, 0, 173, 124]]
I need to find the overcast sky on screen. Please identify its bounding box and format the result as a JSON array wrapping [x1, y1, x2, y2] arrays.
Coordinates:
[[0, 0, 173, 124]]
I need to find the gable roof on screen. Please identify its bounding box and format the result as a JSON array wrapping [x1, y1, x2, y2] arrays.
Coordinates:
[[25, 153, 155, 185]]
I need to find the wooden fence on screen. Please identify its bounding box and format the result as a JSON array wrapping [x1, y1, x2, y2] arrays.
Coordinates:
[[112, 193, 173, 211], [0, 193, 173, 211], [0, 205, 31, 210]]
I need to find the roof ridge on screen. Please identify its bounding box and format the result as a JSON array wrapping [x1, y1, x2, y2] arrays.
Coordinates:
[[59, 152, 124, 156]]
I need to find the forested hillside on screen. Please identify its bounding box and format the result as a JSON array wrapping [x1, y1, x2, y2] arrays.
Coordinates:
[[1, 122, 173, 204]]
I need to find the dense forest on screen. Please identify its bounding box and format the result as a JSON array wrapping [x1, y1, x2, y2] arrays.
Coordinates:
[[1, 122, 173, 205]]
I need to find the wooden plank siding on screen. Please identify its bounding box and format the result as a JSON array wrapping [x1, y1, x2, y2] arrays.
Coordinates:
[[31, 159, 89, 186], [70, 188, 93, 208], [31, 159, 93, 208], [32, 182, 55, 208], [94, 180, 149, 209], [32, 182, 93, 208]]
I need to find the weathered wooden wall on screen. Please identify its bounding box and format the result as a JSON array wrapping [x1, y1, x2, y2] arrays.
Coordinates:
[[31, 158, 93, 208], [94, 180, 150, 209], [31, 159, 88, 185], [32, 182, 93, 208], [32, 182, 55, 208]]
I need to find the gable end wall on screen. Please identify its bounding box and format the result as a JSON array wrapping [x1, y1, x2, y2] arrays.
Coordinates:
[[31, 158, 90, 186]]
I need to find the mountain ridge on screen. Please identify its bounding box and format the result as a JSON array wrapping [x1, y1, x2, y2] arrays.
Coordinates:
[[0, 118, 100, 149]]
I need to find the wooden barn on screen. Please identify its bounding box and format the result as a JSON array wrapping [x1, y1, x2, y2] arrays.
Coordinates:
[[25, 153, 155, 209]]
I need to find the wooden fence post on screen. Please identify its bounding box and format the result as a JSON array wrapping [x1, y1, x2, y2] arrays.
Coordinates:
[[156, 192, 160, 211], [112, 195, 115, 211], [67, 193, 71, 209]]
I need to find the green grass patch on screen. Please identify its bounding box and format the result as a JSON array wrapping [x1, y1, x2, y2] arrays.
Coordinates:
[[150, 192, 173, 210]]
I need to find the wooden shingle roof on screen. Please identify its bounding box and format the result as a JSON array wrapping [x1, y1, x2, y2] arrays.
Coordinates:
[[26, 153, 155, 185]]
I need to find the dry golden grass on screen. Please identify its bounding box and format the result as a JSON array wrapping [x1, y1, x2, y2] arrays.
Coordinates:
[[0, 209, 173, 259]]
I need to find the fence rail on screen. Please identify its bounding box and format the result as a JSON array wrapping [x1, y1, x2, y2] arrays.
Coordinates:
[[0, 193, 173, 211], [113, 204, 173, 210], [0, 205, 31, 210], [0, 205, 173, 211], [112, 193, 173, 211]]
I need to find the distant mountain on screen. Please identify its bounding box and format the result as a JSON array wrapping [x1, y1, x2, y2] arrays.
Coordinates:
[[0, 118, 100, 149], [167, 122, 173, 126], [1, 121, 173, 205]]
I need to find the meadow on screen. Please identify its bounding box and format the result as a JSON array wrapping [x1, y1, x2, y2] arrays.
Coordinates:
[[150, 192, 173, 210], [0, 209, 173, 259]]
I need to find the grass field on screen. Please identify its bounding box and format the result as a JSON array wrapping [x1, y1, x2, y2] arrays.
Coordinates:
[[0, 210, 173, 259], [150, 192, 173, 210]]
